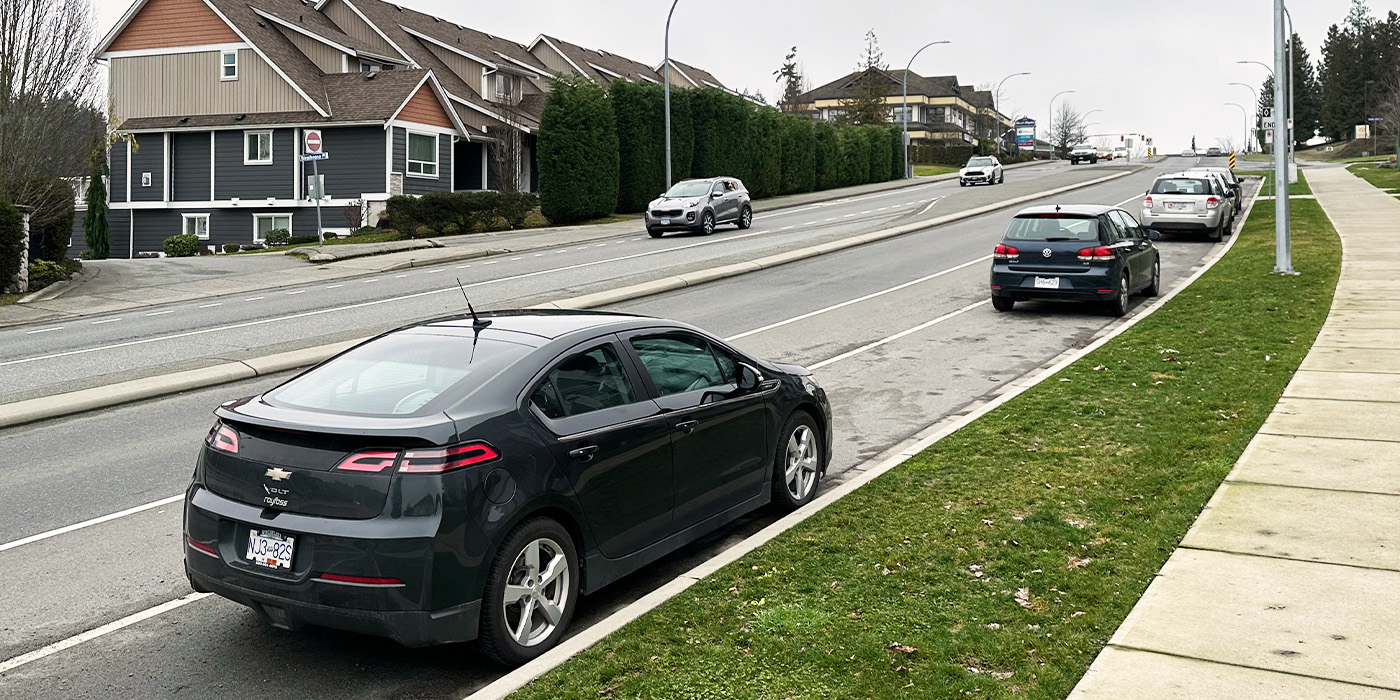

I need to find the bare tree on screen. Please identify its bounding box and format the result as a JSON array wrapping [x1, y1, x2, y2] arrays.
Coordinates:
[[488, 78, 529, 193], [0, 0, 100, 206], [1216, 136, 1240, 154], [1051, 102, 1088, 155], [342, 199, 364, 230]]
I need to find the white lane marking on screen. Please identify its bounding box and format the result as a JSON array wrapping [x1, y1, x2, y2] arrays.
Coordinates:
[[0, 495, 184, 553], [595, 243, 607, 247], [286, 290, 306, 295], [781, 226, 794, 230], [510, 258, 523, 261], [553, 250, 567, 254], [725, 255, 993, 342], [0, 592, 212, 674], [145, 310, 174, 317], [824, 217, 837, 222], [842, 213, 855, 218], [809, 300, 990, 371], [326, 285, 344, 289], [860, 210, 873, 215], [26, 327, 63, 334], [1114, 194, 1144, 208], [917, 198, 942, 216], [534, 254, 544, 257], [197, 303, 222, 309], [245, 297, 265, 301], [91, 318, 122, 325], [394, 274, 408, 279], [427, 269, 445, 273], [803, 221, 818, 226], [456, 264, 472, 269], [364, 279, 380, 284], [483, 261, 499, 265]]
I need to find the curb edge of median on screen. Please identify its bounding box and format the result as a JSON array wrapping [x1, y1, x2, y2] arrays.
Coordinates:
[[0, 167, 1142, 431]]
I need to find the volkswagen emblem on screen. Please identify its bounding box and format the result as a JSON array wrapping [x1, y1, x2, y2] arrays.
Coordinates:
[[1042, 248, 1053, 258], [265, 467, 292, 481]]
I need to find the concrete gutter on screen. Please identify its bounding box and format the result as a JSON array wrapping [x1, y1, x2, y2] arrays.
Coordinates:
[[0, 167, 1138, 430]]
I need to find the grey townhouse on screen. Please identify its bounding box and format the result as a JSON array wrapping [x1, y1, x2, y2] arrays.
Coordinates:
[[85, 0, 729, 257]]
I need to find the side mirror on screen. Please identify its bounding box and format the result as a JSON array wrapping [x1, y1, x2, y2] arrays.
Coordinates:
[[737, 363, 763, 391], [1146, 230, 1162, 240]]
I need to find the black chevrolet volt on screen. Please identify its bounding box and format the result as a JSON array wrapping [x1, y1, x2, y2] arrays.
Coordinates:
[[184, 310, 831, 665]]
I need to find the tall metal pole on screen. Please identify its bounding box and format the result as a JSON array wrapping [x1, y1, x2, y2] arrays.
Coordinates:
[[994, 72, 1030, 155], [1225, 102, 1249, 154], [663, 0, 679, 190], [313, 159, 324, 247], [1228, 82, 1258, 151], [1273, 0, 1293, 274], [1048, 89, 1075, 160], [901, 41, 950, 179], [1285, 8, 1295, 167]]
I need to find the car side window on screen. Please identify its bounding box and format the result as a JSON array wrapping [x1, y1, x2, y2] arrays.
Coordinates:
[[725, 180, 737, 192], [1101, 214, 1128, 242], [1111, 210, 1142, 238], [630, 335, 729, 396], [532, 344, 637, 418], [711, 182, 724, 196]]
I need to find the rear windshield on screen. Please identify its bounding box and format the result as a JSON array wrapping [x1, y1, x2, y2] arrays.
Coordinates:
[[1004, 215, 1100, 242], [967, 158, 994, 167], [265, 331, 534, 416], [1151, 178, 1212, 195]]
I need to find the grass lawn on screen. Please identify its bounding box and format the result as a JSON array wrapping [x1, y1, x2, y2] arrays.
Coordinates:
[[1236, 169, 1312, 196], [914, 165, 959, 177], [0, 293, 19, 306], [1348, 163, 1400, 192], [523, 212, 638, 228], [508, 199, 1341, 699]]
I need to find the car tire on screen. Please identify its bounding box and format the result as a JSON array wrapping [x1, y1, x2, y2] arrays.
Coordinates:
[[997, 172, 1004, 184], [737, 206, 753, 230], [1106, 272, 1130, 317], [478, 517, 580, 667], [1208, 222, 1223, 242], [647, 228, 663, 239], [960, 180, 968, 187], [1143, 259, 1161, 297], [701, 211, 716, 235], [992, 296, 1015, 312], [771, 412, 823, 513]]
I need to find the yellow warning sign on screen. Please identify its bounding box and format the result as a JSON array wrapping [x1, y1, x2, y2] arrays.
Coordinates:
[[1229, 152, 1237, 170]]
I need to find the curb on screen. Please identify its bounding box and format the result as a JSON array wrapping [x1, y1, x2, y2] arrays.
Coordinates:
[[0, 167, 1139, 431], [16, 265, 97, 304], [461, 173, 1255, 700]]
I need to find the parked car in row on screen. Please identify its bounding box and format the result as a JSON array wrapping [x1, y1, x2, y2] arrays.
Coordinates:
[[185, 310, 831, 665], [960, 156, 1005, 186], [1141, 172, 1236, 241], [990, 205, 1161, 317], [1187, 167, 1243, 213], [645, 177, 753, 238]]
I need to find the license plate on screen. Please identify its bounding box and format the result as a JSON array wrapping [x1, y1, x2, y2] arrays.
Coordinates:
[[1034, 277, 1060, 289], [1166, 202, 1191, 212], [246, 529, 295, 570], [660, 218, 671, 225]]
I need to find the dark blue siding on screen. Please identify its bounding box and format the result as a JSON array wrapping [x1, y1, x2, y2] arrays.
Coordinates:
[[392, 127, 451, 195], [129, 133, 164, 202], [132, 210, 184, 254], [312, 126, 388, 198], [215, 129, 295, 201], [172, 132, 212, 201], [110, 143, 128, 203], [108, 209, 132, 259]]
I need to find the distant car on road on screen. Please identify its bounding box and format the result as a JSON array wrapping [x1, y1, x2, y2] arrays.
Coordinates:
[[645, 177, 752, 238], [184, 310, 832, 666], [1181, 148, 1196, 157], [1205, 147, 1224, 157], [960, 156, 1004, 186], [1069, 144, 1099, 165], [1113, 146, 1130, 161], [1141, 172, 1234, 241], [990, 205, 1161, 317], [1097, 148, 1114, 161]]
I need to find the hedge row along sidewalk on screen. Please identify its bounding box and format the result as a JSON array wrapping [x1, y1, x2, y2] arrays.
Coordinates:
[[504, 197, 1341, 697]]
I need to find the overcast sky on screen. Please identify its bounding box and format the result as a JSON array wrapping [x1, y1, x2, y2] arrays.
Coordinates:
[[97, 0, 1381, 150]]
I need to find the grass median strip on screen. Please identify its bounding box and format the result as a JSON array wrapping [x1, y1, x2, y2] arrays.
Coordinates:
[[1237, 169, 1312, 196], [506, 199, 1340, 699], [1348, 162, 1400, 192]]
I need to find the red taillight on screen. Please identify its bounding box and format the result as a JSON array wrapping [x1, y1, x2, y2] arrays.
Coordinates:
[[1206, 197, 1220, 209], [334, 450, 400, 473], [187, 537, 218, 557], [206, 424, 239, 454], [399, 442, 501, 474], [1077, 246, 1115, 261], [993, 244, 1019, 260], [316, 573, 405, 586], [1143, 196, 1153, 208]]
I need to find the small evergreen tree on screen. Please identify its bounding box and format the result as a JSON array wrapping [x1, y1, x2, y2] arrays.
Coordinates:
[[839, 31, 892, 126], [82, 148, 110, 259], [774, 47, 805, 113]]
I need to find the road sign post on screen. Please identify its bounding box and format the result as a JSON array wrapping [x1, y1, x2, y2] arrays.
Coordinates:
[[303, 130, 327, 247]]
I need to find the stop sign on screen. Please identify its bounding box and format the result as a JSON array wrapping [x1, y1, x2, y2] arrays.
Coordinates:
[[305, 130, 323, 154]]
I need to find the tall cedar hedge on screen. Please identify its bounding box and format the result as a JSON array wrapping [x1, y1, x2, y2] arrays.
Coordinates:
[[888, 126, 905, 180], [863, 125, 892, 184], [746, 108, 782, 199], [814, 121, 841, 191], [538, 77, 619, 224], [779, 115, 817, 195], [691, 88, 749, 179], [612, 81, 696, 213]]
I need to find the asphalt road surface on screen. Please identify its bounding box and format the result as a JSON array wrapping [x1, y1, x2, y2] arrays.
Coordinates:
[[0, 156, 1235, 699]]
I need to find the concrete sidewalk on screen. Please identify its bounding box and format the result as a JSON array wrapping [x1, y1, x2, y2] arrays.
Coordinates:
[[1069, 166, 1400, 698]]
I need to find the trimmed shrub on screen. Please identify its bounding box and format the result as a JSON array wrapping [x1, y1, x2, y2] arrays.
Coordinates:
[[612, 80, 663, 214], [350, 226, 380, 237], [538, 76, 619, 224], [838, 128, 870, 187], [383, 195, 420, 233], [665, 87, 694, 187], [778, 115, 817, 195], [889, 126, 906, 180], [163, 233, 200, 257], [863, 125, 892, 184], [286, 234, 319, 246], [264, 228, 291, 246], [28, 259, 80, 289], [0, 202, 26, 287], [691, 88, 749, 179], [814, 122, 841, 191], [497, 192, 540, 229], [223, 243, 240, 254], [746, 108, 782, 199], [910, 144, 977, 167]]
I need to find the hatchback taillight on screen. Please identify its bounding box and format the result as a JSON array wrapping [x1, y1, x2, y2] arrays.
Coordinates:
[[993, 244, 1019, 260], [334, 450, 400, 473], [206, 424, 239, 454], [399, 442, 500, 474], [1206, 197, 1221, 209], [1143, 196, 1153, 208], [1077, 246, 1115, 261]]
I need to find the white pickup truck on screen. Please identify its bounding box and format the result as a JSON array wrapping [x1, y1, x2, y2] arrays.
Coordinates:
[[1069, 144, 1098, 165]]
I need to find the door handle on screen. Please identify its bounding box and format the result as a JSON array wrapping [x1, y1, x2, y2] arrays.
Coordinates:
[[674, 420, 699, 434], [568, 445, 599, 462]]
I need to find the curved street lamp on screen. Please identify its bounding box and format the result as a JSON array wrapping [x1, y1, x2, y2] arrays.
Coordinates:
[[1048, 90, 1076, 158], [663, 0, 681, 189], [993, 72, 1030, 154], [901, 41, 952, 178], [1225, 102, 1249, 154], [1228, 82, 1259, 152]]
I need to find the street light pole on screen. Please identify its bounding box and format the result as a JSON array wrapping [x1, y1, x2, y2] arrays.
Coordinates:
[[1367, 79, 1377, 155], [1285, 8, 1295, 166], [1048, 89, 1075, 160], [663, 0, 680, 190], [1238, 60, 1275, 153], [993, 72, 1030, 155], [1225, 102, 1249, 153], [1228, 82, 1258, 151], [901, 41, 951, 179], [1272, 0, 1293, 274]]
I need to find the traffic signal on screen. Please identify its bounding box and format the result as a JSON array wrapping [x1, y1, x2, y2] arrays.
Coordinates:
[[1120, 135, 1124, 142]]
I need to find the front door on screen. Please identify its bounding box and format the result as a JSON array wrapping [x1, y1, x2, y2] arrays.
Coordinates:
[[528, 341, 673, 558], [623, 332, 768, 531], [1110, 210, 1153, 283]]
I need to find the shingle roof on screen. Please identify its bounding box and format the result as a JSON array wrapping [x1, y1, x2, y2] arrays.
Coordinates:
[[539, 34, 662, 84], [669, 59, 726, 90], [207, 0, 333, 115], [322, 68, 430, 120], [245, 0, 377, 54], [797, 68, 961, 103], [119, 111, 331, 130]]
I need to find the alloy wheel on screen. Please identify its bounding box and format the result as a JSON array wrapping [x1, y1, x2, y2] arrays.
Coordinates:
[[784, 425, 819, 501], [703, 212, 715, 235], [500, 537, 570, 647], [741, 209, 752, 228]]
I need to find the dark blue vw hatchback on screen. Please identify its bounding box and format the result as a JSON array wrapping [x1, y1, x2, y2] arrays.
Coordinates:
[[990, 205, 1161, 316], [185, 311, 830, 665]]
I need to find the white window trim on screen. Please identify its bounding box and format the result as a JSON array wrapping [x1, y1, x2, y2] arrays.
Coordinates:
[[182, 213, 211, 240], [252, 213, 293, 243], [220, 50, 238, 81], [244, 130, 273, 165], [405, 130, 439, 179]]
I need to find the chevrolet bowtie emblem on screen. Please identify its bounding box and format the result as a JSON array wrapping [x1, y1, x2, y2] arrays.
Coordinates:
[[265, 468, 292, 481]]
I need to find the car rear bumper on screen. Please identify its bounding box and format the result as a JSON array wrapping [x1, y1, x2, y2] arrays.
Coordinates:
[[1141, 209, 1226, 232], [990, 266, 1119, 302]]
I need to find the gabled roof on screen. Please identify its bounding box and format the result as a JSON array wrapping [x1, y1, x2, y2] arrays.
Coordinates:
[[352, 0, 550, 77], [536, 34, 663, 85], [204, 0, 334, 116], [669, 59, 726, 90], [245, 0, 376, 55], [796, 68, 960, 103]]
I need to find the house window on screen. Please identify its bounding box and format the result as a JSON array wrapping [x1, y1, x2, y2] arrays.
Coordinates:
[[254, 214, 292, 243], [360, 62, 381, 72], [494, 73, 511, 102], [221, 51, 238, 81], [824, 109, 845, 122], [245, 131, 272, 165], [407, 131, 438, 177], [891, 106, 913, 123], [182, 213, 210, 240]]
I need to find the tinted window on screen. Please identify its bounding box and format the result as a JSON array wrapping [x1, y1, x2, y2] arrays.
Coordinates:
[[1102, 214, 1128, 241], [1110, 210, 1142, 237], [1004, 215, 1100, 242], [631, 335, 728, 396], [267, 331, 533, 416], [535, 345, 637, 418], [1151, 178, 1212, 195]]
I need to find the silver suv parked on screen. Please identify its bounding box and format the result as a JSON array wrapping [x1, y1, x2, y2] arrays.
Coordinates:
[[645, 177, 752, 238], [1140, 172, 1234, 241]]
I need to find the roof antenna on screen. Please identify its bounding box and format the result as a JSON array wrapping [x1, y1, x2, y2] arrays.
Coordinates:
[[456, 278, 492, 328]]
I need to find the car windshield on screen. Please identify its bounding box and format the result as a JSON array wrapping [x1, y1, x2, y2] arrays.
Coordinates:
[[1151, 178, 1212, 195], [1004, 215, 1100, 242], [664, 181, 714, 198], [265, 331, 534, 416], [967, 158, 994, 167]]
